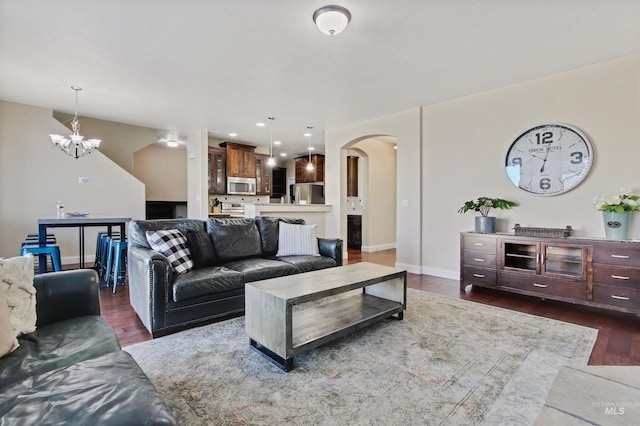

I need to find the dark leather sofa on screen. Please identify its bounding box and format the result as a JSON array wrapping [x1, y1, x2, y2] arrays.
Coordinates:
[[128, 216, 343, 337], [0, 269, 177, 425]]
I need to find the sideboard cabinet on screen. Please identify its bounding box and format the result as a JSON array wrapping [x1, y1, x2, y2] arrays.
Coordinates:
[[460, 232, 640, 316]]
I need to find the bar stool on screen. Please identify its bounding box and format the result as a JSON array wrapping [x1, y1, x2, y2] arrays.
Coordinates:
[[96, 232, 121, 279], [22, 234, 57, 246], [20, 244, 62, 272], [105, 238, 127, 293]]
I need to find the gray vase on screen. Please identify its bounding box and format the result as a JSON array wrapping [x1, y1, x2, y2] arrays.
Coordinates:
[[475, 216, 496, 234]]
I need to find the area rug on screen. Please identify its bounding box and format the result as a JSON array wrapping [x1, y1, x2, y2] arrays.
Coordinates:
[[124, 289, 598, 425]]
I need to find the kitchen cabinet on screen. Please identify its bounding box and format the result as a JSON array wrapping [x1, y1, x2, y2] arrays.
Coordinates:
[[347, 156, 358, 197], [460, 232, 640, 316], [223, 142, 256, 178], [208, 147, 226, 194], [255, 154, 271, 195], [347, 215, 362, 249], [295, 154, 324, 183]]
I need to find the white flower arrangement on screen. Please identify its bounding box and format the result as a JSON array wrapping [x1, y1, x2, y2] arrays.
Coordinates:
[[593, 188, 639, 213]]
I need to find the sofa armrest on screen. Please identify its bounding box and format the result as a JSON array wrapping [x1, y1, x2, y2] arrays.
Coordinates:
[[127, 246, 173, 334], [318, 238, 343, 266], [33, 269, 100, 327]]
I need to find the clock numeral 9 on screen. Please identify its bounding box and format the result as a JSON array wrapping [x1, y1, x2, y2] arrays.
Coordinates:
[[511, 157, 522, 166], [540, 178, 551, 190], [570, 151, 583, 164], [535, 132, 553, 144]]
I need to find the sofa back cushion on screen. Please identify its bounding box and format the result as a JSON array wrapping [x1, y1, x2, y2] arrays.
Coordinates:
[[184, 229, 217, 268], [206, 218, 262, 262], [255, 216, 306, 257], [129, 219, 206, 250]]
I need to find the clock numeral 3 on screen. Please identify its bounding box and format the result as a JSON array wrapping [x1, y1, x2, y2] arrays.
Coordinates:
[[570, 151, 583, 164]]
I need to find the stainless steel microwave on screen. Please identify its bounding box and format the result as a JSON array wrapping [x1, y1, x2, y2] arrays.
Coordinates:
[[227, 177, 256, 195]]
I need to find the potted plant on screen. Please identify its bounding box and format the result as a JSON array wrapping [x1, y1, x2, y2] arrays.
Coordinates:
[[593, 188, 639, 240], [458, 197, 517, 233]]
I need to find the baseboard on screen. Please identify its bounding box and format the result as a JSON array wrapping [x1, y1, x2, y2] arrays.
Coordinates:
[[421, 266, 459, 280], [395, 262, 422, 275], [60, 255, 96, 266], [361, 243, 396, 252]]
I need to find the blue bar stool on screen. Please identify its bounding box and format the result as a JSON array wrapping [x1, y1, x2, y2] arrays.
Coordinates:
[[105, 238, 127, 293], [96, 232, 121, 279], [20, 244, 62, 273]]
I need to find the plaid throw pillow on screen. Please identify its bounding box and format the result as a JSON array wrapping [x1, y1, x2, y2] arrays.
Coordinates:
[[145, 229, 194, 274]]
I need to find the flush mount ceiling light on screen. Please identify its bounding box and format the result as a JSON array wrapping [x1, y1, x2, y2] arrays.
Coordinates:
[[157, 132, 183, 148], [313, 5, 351, 35], [49, 86, 101, 159]]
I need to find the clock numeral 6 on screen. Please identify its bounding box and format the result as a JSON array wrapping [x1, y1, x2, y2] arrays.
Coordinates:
[[570, 151, 583, 164], [535, 132, 553, 144], [540, 178, 551, 190]]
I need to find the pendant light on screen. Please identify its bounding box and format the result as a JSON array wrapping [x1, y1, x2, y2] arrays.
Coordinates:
[[305, 126, 314, 172], [267, 117, 276, 166]]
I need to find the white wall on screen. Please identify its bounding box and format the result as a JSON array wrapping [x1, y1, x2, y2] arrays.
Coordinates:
[[325, 108, 422, 273], [0, 101, 145, 262], [422, 54, 640, 278], [133, 144, 187, 201]]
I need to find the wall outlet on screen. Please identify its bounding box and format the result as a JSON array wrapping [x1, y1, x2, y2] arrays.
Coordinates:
[[78, 177, 90, 184]]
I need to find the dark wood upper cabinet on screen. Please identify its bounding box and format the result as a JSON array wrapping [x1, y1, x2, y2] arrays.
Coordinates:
[[347, 155, 359, 197], [223, 142, 256, 178], [255, 154, 271, 195], [208, 147, 226, 194], [295, 154, 324, 183]]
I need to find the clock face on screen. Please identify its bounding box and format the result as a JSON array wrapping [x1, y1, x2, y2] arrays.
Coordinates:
[[505, 123, 594, 196]]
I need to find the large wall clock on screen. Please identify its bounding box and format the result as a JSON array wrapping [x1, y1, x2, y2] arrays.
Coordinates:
[[505, 123, 594, 196]]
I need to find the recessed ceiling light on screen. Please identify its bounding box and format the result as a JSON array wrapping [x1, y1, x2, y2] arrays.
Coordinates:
[[256, 122, 266, 127], [167, 141, 179, 148], [280, 153, 287, 157], [229, 132, 237, 137], [274, 140, 281, 145], [304, 133, 312, 137], [308, 146, 315, 151]]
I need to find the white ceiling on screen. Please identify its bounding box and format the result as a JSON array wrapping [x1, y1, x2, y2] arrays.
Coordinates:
[[1, 1, 638, 157]]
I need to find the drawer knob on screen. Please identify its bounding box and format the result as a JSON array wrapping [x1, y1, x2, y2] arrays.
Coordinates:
[[533, 283, 547, 288], [473, 258, 485, 262], [611, 275, 630, 280], [473, 274, 486, 278], [610, 254, 630, 259], [611, 295, 630, 301]]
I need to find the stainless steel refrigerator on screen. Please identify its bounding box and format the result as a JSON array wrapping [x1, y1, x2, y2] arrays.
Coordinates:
[[290, 183, 325, 204]]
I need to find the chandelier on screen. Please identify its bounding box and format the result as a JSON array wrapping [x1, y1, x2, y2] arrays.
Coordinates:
[[49, 86, 101, 159]]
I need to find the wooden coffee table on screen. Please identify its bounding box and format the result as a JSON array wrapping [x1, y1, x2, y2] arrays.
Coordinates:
[[245, 262, 407, 371]]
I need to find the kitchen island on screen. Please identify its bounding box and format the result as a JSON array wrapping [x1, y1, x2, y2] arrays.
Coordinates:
[[244, 204, 332, 236]]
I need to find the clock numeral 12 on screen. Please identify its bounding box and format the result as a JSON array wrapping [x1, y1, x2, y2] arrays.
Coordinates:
[[535, 132, 553, 144]]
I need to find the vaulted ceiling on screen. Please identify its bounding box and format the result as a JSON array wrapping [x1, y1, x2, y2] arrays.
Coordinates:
[[1, 1, 638, 156]]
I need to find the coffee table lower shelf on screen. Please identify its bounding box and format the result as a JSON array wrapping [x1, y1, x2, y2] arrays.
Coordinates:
[[249, 292, 404, 372]]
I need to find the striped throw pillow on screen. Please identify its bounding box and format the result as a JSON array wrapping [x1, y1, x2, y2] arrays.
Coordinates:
[[276, 222, 320, 257], [146, 229, 194, 274]]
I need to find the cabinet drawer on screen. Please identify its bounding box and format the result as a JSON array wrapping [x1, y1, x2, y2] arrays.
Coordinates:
[[593, 284, 640, 310], [500, 272, 586, 300], [593, 245, 640, 267], [463, 236, 497, 254], [463, 266, 497, 287], [463, 251, 497, 268], [593, 265, 640, 288]]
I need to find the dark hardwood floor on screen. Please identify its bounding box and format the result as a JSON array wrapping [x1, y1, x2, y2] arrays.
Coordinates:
[[95, 249, 640, 365]]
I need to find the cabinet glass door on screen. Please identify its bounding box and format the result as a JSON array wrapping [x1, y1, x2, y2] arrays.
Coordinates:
[[504, 242, 538, 272], [543, 245, 585, 278]]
